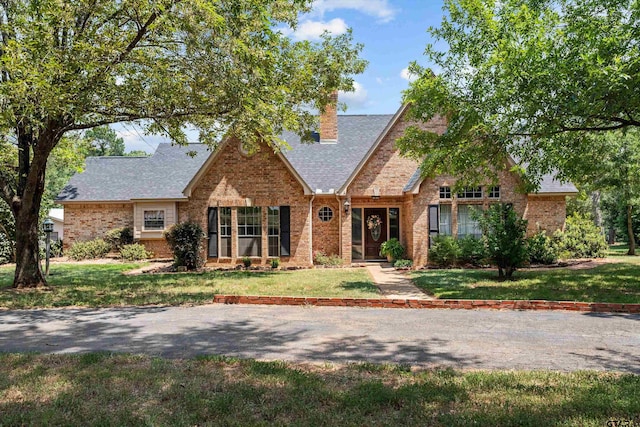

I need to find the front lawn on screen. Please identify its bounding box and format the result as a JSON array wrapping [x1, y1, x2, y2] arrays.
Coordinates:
[[411, 261, 640, 303], [0, 353, 638, 426], [0, 263, 378, 309]]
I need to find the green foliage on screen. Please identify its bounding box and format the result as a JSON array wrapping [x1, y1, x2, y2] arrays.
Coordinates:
[[242, 257, 252, 268], [479, 204, 528, 279], [553, 214, 608, 259], [527, 232, 559, 265], [119, 244, 152, 262], [124, 150, 150, 157], [270, 258, 280, 269], [457, 236, 487, 266], [165, 222, 205, 271], [313, 251, 344, 267], [428, 236, 461, 267], [68, 239, 111, 261], [50, 240, 64, 258], [399, 0, 640, 188], [84, 126, 125, 156], [379, 238, 404, 261], [393, 259, 413, 269], [43, 135, 90, 213], [104, 227, 134, 252]]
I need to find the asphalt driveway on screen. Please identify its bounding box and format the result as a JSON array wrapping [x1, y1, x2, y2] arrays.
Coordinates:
[[1, 304, 638, 373]]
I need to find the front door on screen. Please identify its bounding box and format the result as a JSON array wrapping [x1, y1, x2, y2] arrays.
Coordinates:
[[364, 208, 387, 259]]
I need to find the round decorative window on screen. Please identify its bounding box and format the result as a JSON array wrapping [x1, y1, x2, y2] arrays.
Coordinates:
[[318, 206, 334, 222], [238, 141, 252, 157]]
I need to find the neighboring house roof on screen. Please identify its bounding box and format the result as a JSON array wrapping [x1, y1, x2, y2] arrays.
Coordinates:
[[48, 208, 64, 221], [56, 144, 211, 202], [280, 114, 394, 193]]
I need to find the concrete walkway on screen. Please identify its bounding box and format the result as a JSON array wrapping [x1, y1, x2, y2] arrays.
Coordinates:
[[366, 263, 432, 299]]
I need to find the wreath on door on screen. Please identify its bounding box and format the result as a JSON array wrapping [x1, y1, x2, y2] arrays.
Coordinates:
[[367, 215, 382, 242]]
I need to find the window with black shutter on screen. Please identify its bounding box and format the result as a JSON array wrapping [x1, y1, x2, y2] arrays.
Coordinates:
[[280, 206, 290, 256], [208, 207, 218, 257]]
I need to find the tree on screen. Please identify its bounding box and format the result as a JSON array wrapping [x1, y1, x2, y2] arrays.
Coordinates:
[[0, 0, 366, 288], [125, 150, 150, 157], [84, 126, 125, 156], [397, 0, 640, 187], [478, 204, 528, 279]]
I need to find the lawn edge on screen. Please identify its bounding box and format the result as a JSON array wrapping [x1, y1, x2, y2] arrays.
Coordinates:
[[212, 295, 640, 313]]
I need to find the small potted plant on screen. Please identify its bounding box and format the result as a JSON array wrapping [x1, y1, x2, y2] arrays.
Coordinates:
[[380, 238, 404, 262]]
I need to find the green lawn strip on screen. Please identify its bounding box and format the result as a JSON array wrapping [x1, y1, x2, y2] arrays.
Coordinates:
[[0, 353, 637, 426], [410, 262, 640, 303], [0, 263, 378, 309]]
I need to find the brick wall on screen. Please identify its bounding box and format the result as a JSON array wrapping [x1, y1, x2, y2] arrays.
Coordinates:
[[63, 203, 134, 249], [312, 197, 341, 257], [139, 239, 172, 258], [524, 195, 567, 234], [182, 138, 312, 266]]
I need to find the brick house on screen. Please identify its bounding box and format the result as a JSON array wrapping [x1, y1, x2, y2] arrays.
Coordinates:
[[56, 101, 576, 266]]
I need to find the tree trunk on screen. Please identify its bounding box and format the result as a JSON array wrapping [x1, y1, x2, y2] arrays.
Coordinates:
[[628, 204, 636, 256], [13, 206, 47, 288]]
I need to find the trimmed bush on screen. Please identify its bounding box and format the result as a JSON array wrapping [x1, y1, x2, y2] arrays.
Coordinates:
[[50, 239, 64, 258], [458, 235, 487, 266], [429, 235, 461, 267], [552, 213, 607, 259], [120, 244, 152, 261], [242, 256, 252, 268], [68, 239, 110, 260], [270, 258, 280, 269], [393, 259, 413, 268], [104, 227, 133, 251], [314, 251, 343, 266], [527, 232, 558, 265], [165, 222, 205, 270]]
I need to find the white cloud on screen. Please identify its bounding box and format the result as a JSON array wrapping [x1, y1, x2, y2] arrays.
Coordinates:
[[339, 81, 369, 110], [312, 0, 397, 23], [280, 18, 348, 41], [400, 67, 418, 82]]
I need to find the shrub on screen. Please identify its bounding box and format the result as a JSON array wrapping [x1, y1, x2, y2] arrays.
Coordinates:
[[458, 235, 487, 266], [379, 238, 404, 261], [527, 232, 558, 265], [164, 222, 205, 270], [270, 258, 280, 269], [50, 239, 64, 258], [104, 227, 133, 251], [428, 235, 461, 267], [242, 256, 252, 268], [393, 259, 413, 268], [120, 243, 153, 261], [68, 239, 111, 260], [478, 203, 528, 279], [552, 213, 608, 259], [314, 251, 343, 266]]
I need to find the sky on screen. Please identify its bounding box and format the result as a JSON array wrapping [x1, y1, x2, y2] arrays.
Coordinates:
[[118, 0, 446, 153]]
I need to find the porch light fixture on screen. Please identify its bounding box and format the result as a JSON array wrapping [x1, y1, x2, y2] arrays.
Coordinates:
[[372, 187, 381, 200], [343, 199, 351, 214]]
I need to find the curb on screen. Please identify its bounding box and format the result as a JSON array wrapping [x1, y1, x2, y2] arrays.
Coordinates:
[[212, 295, 640, 314]]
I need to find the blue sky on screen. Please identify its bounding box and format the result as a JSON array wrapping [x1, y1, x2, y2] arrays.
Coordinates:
[[119, 0, 446, 152]]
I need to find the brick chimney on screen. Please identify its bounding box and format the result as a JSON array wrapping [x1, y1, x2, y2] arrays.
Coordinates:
[[319, 91, 338, 143]]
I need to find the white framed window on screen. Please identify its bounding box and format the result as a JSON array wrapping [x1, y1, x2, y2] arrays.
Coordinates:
[[489, 186, 500, 199], [318, 206, 334, 222], [439, 186, 452, 199], [143, 210, 165, 230], [268, 207, 280, 257], [457, 187, 482, 199], [237, 207, 261, 257], [457, 205, 482, 238], [439, 204, 452, 235]]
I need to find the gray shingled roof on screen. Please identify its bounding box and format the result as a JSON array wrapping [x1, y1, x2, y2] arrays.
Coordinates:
[[280, 114, 394, 193], [403, 167, 578, 194], [56, 143, 211, 202]]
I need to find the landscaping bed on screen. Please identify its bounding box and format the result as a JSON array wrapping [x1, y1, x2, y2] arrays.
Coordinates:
[[1, 353, 638, 426]]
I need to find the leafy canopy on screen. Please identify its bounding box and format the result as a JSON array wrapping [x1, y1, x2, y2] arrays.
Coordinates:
[[398, 0, 640, 187]]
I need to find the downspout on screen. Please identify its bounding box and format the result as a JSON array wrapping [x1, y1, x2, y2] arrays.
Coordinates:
[[309, 195, 315, 265], [335, 194, 342, 258]]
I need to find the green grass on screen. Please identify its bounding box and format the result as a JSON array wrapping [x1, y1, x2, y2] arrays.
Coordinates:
[[0, 263, 378, 309], [411, 249, 640, 303], [0, 353, 637, 426]]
